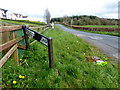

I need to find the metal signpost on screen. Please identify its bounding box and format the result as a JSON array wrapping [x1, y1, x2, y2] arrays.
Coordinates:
[[22, 25, 54, 68]]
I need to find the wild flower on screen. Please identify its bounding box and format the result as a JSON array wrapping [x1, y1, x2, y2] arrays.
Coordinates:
[[84, 53, 86, 55], [13, 81, 17, 84], [20, 59, 22, 61], [19, 75, 22, 78], [67, 47, 69, 49], [22, 76, 25, 79], [19, 75, 25, 79]]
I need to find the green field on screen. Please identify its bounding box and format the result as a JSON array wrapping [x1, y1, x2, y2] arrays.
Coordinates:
[[1, 19, 46, 27], [2, 25, 119, 88], [64, 25, 120, 37], [77, 25, 118, 28]]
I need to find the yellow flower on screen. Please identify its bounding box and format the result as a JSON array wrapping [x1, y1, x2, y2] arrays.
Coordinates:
[[22, 76, 25, 79], [13, 81, 17, 84], [20, 59, 22, 61], [19, 75, 22, 78]]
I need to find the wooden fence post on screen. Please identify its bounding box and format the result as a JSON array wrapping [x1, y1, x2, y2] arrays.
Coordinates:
[[2, 31, 9, 57], [48, 37, 54, 68], [13, 48, 18, 63], [10, 31, 18, 63]]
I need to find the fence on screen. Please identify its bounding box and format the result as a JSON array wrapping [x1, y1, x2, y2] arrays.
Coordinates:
[[23, 25, 54, 68], [62, 23, 120, 33], [0, 25, 53, 68]]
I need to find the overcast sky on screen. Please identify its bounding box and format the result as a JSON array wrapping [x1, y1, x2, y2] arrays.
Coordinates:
[[0, 0, 119, 21]]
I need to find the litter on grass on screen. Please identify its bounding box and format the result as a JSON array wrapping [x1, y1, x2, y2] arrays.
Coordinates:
[[86, 56, 108, 66]]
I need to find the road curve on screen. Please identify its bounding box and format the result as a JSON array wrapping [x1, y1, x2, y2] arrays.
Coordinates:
[[56, 24, 119, 65]]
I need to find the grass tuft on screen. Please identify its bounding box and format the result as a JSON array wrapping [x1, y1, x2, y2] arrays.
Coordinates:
[[2, 26, 119, 88]]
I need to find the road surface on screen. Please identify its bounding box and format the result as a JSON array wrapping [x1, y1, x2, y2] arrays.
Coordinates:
[[56, 24, 119, 65]]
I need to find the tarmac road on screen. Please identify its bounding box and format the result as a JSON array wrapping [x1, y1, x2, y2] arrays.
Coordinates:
[[56, 24, 119, 65]]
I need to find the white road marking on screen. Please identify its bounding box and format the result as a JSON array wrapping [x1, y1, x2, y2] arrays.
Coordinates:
[[88, 36, 103, 40], [113, 53, 118, 58], [75, 34, 85, 37]]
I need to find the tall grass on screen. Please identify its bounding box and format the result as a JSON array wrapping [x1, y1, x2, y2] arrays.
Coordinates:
[[2, 26, 119, 88]]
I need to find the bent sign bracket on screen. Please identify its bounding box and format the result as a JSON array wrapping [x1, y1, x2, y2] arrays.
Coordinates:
[[26, 27, 49, 46], [22, 25, 54, 68]]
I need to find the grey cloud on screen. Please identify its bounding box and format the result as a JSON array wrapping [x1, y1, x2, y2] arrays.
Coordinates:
[[104, 2, 118, 9], [93, 2, 118, 18], [27, 14, 43, 18]]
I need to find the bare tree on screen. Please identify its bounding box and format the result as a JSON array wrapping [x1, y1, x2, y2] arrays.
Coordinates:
[[44, 8, 51, 25]]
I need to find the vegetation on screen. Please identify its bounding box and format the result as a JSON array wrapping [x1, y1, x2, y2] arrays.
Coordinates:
[[44, 9, 51, 25], [2, 26, 119, 88], [64, 25, 120, 37], [1, 19, 46, 27], [75, 25, 118, 28], [51, 15, 118, 25]]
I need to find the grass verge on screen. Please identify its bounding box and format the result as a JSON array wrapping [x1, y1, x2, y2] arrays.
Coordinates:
[[63, 25, 120, 37], [2, 26, 119, 88], [1, 19, 46, 27], [75, 25, 119, 28]]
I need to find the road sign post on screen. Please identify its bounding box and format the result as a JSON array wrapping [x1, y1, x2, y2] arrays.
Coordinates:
[[22, 25, 30, 49], [48, 37, 54, 68], [23, 25, 54, 68]]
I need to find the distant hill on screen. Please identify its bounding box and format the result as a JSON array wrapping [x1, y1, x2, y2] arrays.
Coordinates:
[[51, 15, 118, 25]]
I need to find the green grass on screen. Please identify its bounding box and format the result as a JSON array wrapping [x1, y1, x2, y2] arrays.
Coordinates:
[[1, 19, 46, 27], [64, 25, 120, 37], [2, 26, 119, 88], [76, 25, 119, 28]]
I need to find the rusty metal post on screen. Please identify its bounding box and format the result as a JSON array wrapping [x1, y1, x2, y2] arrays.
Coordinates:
[[22, 25, 30, 50], [48, 37, 54, 68]]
